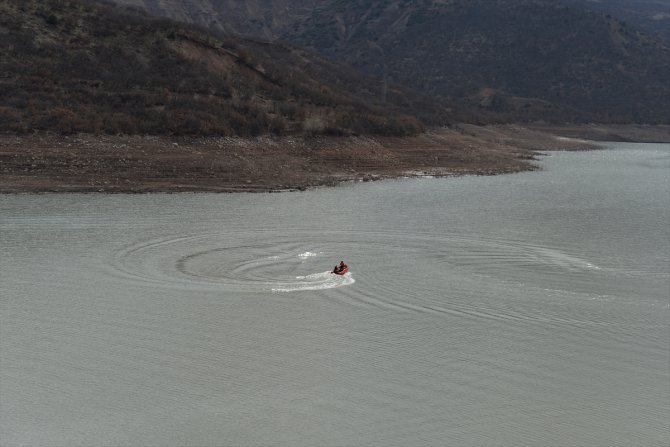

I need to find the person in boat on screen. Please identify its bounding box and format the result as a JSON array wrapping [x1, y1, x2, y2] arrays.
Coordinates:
[[333, 261, 347, 273]]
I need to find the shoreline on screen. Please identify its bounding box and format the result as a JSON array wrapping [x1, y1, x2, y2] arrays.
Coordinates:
[[2, 124, 664, 194], [526, 123, 670, 144]]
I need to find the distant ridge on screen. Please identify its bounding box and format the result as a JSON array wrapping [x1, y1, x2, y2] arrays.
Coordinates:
[[285, 0, 670, 123], [0, 0, 456, 136], [110, 0, 670, 45], [110, 0, 332, 40], [111, 0, 670, 123], [563, 0, 670, 44]]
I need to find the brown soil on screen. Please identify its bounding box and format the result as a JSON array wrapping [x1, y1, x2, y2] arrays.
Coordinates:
[[0, 125, 603, 193]]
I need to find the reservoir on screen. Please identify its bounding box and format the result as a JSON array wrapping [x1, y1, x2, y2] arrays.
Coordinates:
[[1, 143, 668, 446]]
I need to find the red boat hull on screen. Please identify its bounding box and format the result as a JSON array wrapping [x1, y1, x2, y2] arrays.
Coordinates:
[[333, 266, 349, 275]]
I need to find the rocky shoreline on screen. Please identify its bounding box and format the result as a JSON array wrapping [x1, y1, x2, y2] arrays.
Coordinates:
[[2, 124, 659, 194]]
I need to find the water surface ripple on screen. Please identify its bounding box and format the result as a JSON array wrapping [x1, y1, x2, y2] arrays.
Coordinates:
[[1, 143, 669, 446]]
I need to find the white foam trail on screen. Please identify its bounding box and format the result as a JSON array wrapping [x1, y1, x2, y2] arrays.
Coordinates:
[[272, 271, 355, 293], [531, 247, 601, 270], [298, 251, 320, 260]]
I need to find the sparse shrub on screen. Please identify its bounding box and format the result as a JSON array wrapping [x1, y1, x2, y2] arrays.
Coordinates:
[[322, 126, 346, 136], [48, 107, 76, 134], [302, 116, 326, 134], [278, 102, 298, 120], [269, 115, 287, 135], [104, 113, 137, 135], [0, 107, 22, 128]]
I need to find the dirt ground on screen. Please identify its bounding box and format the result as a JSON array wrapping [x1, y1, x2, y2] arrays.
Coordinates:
[[0, 124, 614, 193]]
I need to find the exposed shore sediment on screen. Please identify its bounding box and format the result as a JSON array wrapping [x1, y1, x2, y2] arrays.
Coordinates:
[[2, 124, 652, 193]]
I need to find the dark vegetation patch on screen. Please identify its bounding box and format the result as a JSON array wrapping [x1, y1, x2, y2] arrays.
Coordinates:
[[285, 0, 670, 123], [0, 0, 456, 136]]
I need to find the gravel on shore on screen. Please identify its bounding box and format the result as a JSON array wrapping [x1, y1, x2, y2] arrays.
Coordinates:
[[0, 124, 613, 193]]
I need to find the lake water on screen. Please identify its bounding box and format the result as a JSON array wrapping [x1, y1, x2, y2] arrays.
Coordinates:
[[1, 143, 669, 446]]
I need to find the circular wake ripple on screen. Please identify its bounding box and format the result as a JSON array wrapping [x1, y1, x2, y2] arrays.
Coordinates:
[[110, 233, 355, 292], [109, 229, 603, 295]]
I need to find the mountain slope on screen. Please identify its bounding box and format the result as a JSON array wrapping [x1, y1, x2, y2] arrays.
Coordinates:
[[107, 0, 670, 123], [110, 0, 670, 45], [1, 0, 453, 136], [110, 0, 331, 39], [284, 0, 670, 123], [563, 0, 670, 44]]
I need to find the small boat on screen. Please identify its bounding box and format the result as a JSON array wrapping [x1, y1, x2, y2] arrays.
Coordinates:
[[333, 266, 349, 276]]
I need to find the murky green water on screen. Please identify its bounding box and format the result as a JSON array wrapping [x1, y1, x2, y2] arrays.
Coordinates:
[[2, 143, 668, 446]]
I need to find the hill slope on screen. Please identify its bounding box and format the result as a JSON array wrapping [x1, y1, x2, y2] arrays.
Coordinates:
[[0, 0, 456, 136], [284, 0, 670, 123], [111, 0, 670, 44], [109, 0, 670, 123], [110, 0, 331, 40], [564, 0, 670, 44]]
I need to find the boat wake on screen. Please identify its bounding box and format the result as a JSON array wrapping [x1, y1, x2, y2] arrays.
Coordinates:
[[272, 271, 355, 293], [109, 232, 355, 293], [109, 228, 608, 297]]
